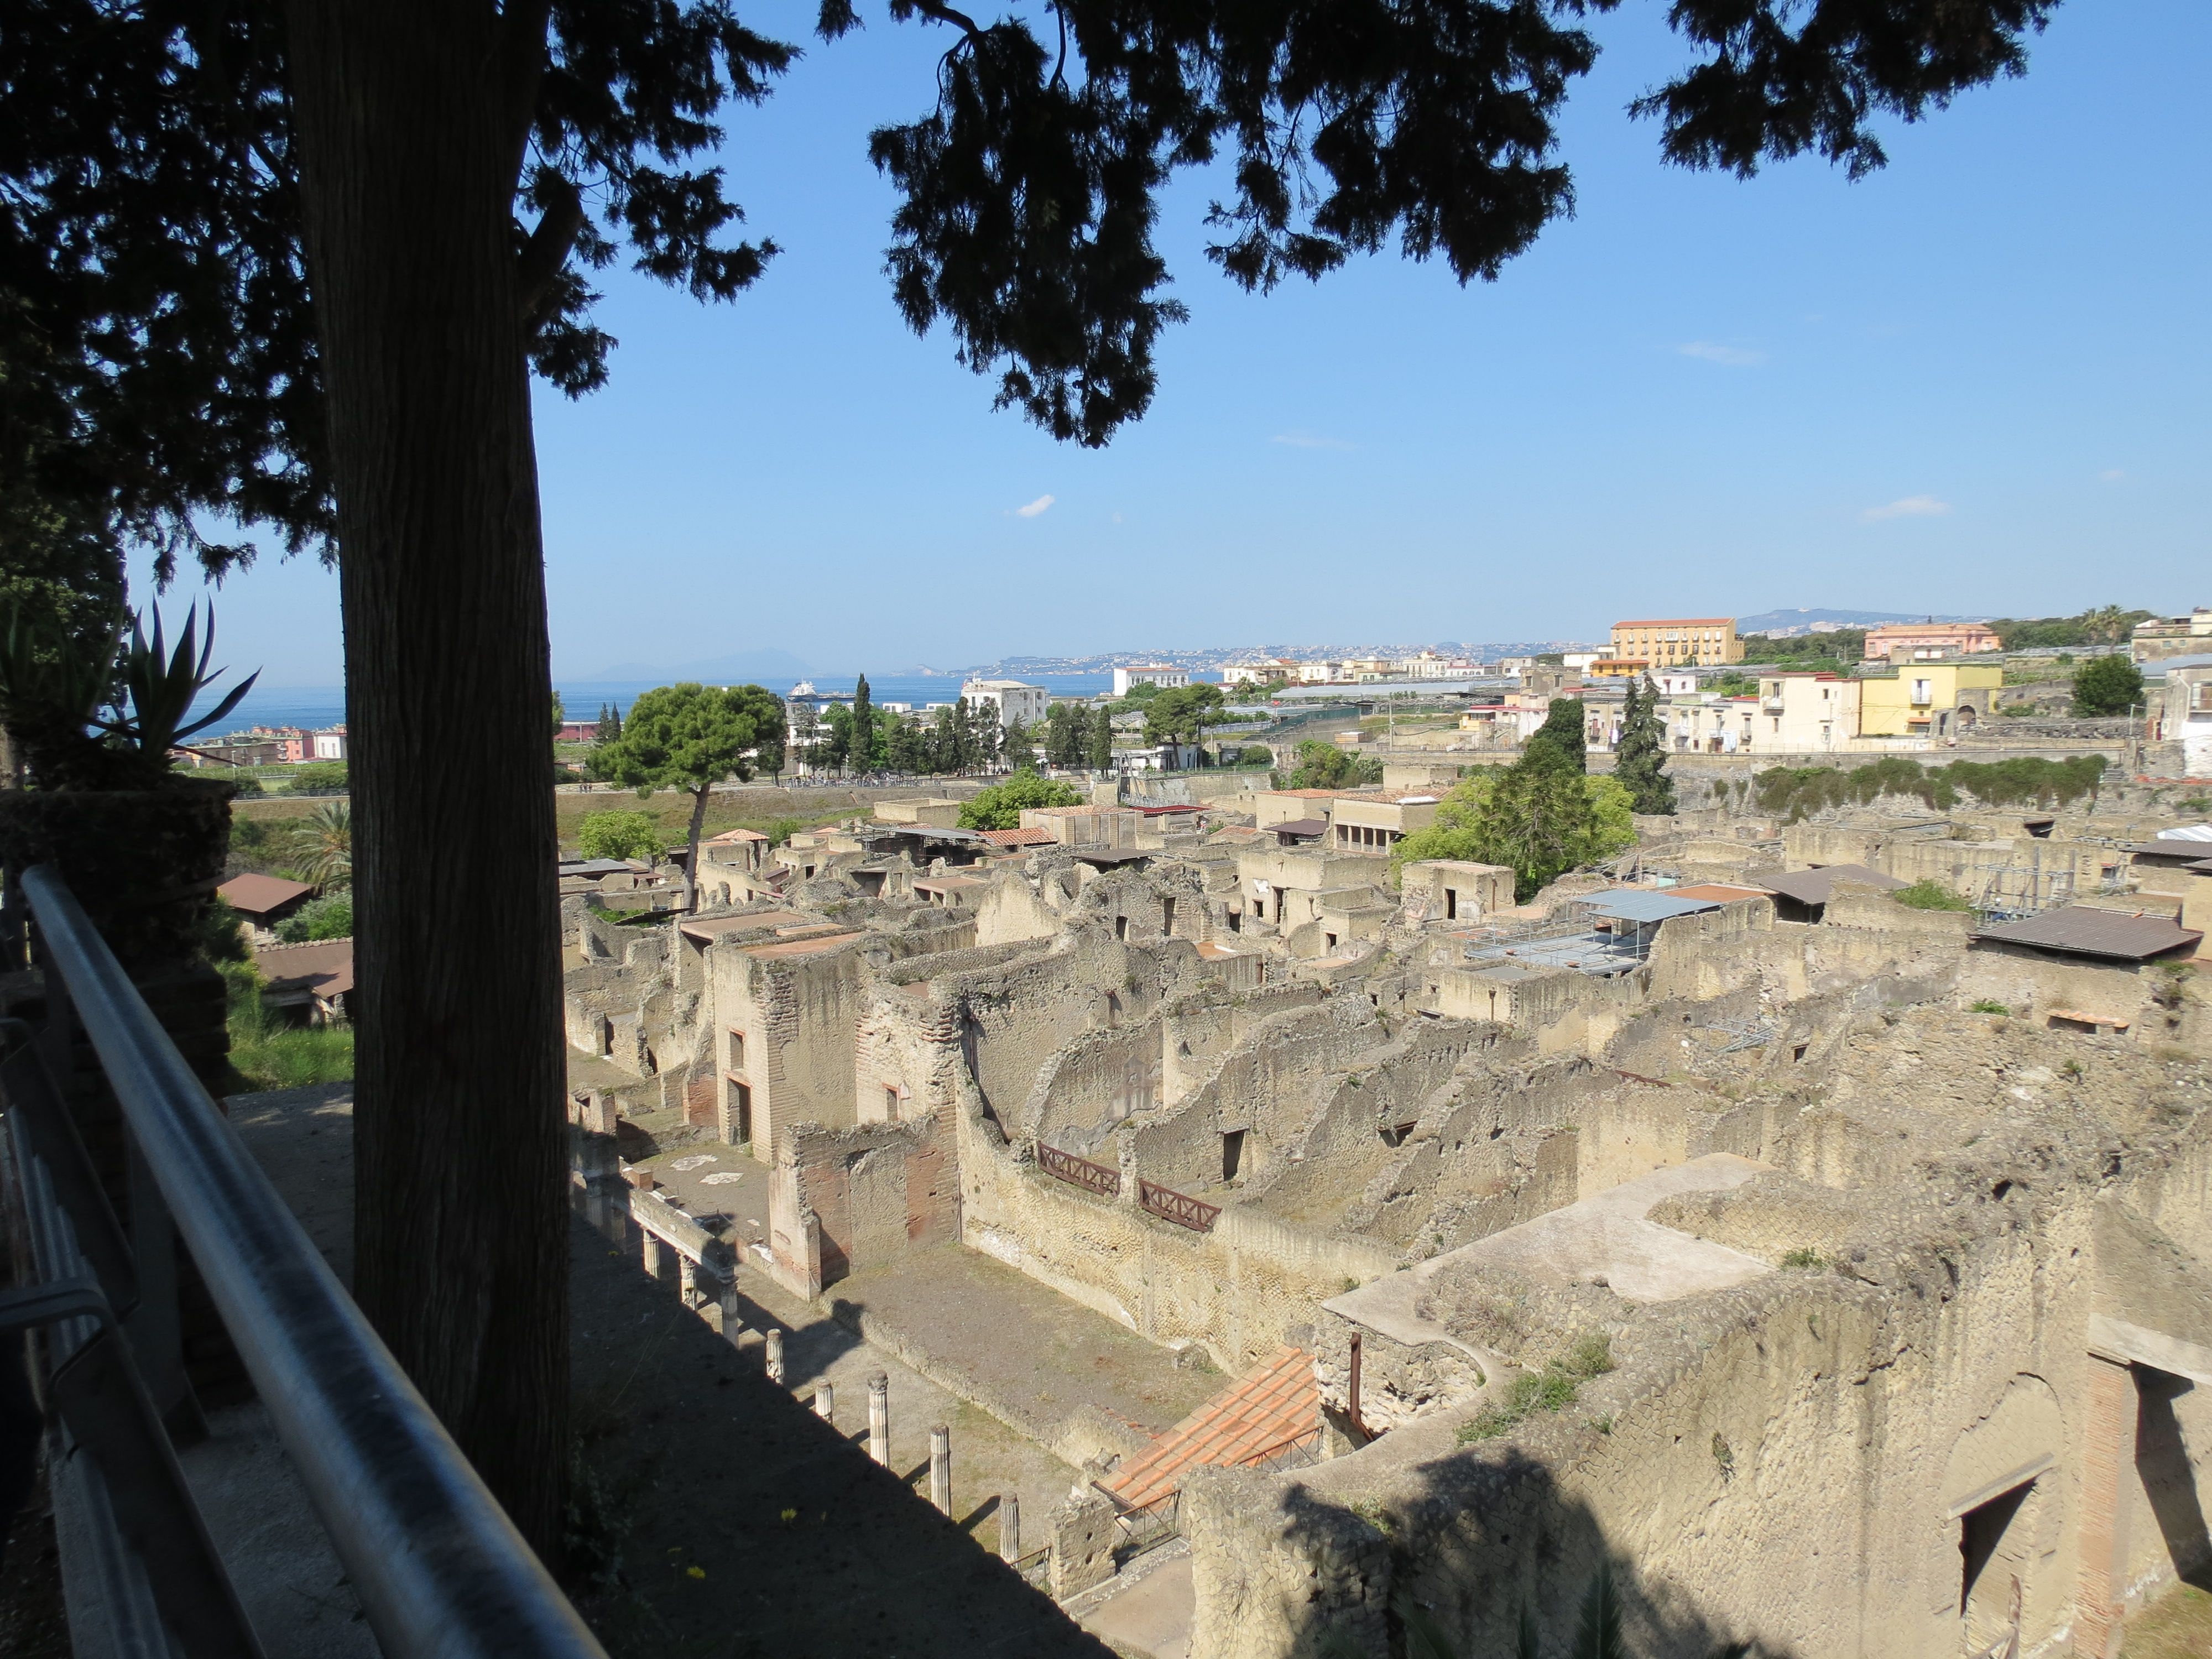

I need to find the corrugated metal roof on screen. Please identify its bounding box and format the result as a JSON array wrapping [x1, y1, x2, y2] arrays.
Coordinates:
[[1974, 906, 2203, 962], [1584, 890, 1721, 923], [1758, 865, 1908, 905]]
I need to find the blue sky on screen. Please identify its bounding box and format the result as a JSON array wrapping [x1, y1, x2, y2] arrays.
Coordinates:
[[148, 0, 2210, 684]]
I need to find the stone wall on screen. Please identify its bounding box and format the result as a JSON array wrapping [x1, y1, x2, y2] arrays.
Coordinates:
[[766, 1111, 958, 1297]]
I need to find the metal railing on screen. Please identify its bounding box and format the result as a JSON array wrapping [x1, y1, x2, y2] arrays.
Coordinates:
[[1036, 1141, 1121, 1198], [3, 865, 606, 1658]]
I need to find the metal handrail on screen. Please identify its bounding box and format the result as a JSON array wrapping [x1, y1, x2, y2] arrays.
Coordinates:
[[20, 865, 607, 1659]]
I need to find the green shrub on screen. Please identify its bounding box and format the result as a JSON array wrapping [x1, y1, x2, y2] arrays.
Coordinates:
[[1754, 755, 2105, 823], [957, 768, 1082, 829], [576, 808, 664, 862], [223, 963, 354, 1091], [288, 761, 348, 795], [1780, 1247, 1825, 1271], [1892, 879, 1973, 912], [1454, 1332, 1613, 1444], [277, 893, 353, 941], [1968, 998, 2011, 1015]]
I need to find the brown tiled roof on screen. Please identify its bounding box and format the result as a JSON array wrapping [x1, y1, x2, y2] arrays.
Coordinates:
[[977, 827, 1053, 847], [1759, 865, 1906, 905], [706, 827, 770, 842], [1666, 884, 1775, 903], [218, 873, 315, 916], [737, 931, 865, 960], [1271, 818, 1329, 837], [1974, 907, 2203, 962], [1102, 1345, 1318, 1511], [254, 938, 353, 999]]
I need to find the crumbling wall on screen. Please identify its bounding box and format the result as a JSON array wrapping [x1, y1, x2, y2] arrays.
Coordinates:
[[766, 1110, 958, 1297]]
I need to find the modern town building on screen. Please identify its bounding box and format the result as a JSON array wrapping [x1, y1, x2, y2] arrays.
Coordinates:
[[1859, 662, 2003, 739], [2133, 608, 2212, 663], [1753, 673, 1863, 752], [1609, 617, 1743, 666], [1861, 621, 2002, 662], [958, 677, 1050, 729], [1111, 665, 1191, 696]]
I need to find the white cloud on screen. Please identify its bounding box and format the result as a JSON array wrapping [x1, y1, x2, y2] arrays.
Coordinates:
[[2099, 468, 2127, 482], [1271, 432, 1357, 451], [1862, 495, 1952, 521], [1013, 494, 1055, 518], [1677, 341, 1766, 367], [1110, 512, 1124, 524]]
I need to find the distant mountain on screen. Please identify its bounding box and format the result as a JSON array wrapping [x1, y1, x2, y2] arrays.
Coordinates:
[[1735, 607, 1987, 638], [579, 647, 814, 684]]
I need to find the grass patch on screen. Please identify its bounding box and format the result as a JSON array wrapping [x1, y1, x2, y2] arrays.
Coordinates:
[[1780, 1247, 1826, 1271], [223, 963, 354, 1092], [1968, 999, 2011, 1015], [1457, 1333, 1614, 1444], [1893, 879, 1974, 912]]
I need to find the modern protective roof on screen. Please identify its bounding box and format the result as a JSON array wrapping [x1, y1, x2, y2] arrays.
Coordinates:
[[1270, 818, 1329, 837], [1583, 890, 1723, 924], [254, 938, 354, 999], [1757, 865, 1908, 905], [217, 873, 316, 915], [1973, 907, 2203, 962]]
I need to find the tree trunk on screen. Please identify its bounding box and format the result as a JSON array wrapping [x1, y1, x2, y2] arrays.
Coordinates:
[[682, 784, 708, 913], [281, 0, 568, 1556]]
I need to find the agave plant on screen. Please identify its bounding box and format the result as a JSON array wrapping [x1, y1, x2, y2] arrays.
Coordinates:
[[0, 597, 127, 784], [99, 604, 259, 757]]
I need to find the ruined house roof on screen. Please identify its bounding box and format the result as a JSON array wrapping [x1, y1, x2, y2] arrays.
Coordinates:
[[1757, 865, 1907, 905], [677, 910, 818, 942], [735, 931, 866, 960], [1666, 884, 1774, 904], [705, 827, 770, 842], [1270, 818, 1330, 838], [975, 827, 1053, 847], [1584, 890, 1722, 924], [217, 873, 315, 917], [1101, 1344, 1318, 1511], [1973, 907, 2204, 962]]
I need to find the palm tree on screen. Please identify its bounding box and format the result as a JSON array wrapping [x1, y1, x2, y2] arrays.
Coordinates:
[[2079, 604, 2131, 646], [296, 799, 352, 890]]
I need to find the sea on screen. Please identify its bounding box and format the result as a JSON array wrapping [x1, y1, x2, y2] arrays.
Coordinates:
[[196, 672, 1120, 734]]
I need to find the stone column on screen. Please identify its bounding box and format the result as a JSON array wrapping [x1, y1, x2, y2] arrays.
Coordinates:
[[678, 1255, 698, 1304], [930, 1425, 952, 1515], [1000, 1493, 1021, 1562], [765, 1328, 786, 1386], [814, 1381, 834, 1422], [642, 1230, 674, 1286], [719, 1279, 744, 1350], [2071, 1354, 2138, 1659], [868, 1371, 890, 1467]]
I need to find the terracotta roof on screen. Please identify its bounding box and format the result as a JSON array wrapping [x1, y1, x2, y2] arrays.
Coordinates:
[[218, 873, 316, 916], [976, 827, 1053, 847], [1974, 907, 2202, 962], [1666, 884, 1775, 904], [254, 938, 354, 999], [1102, 1345, 1318, 1511], [706, 827, 770, 842], [1612, 617, 1734, 628]]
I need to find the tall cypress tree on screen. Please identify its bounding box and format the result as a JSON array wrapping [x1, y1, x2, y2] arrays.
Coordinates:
[[1615, 676, 1676, 815], [1528, 696, 1588, 771], [851, 674, 873, 773], [1088, 703, 1114, 773]]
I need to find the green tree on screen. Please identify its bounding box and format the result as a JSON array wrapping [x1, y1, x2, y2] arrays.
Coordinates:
[[8, 0, 2054, 1551], [1528, 696, 1587, 771], [576, 808, 664, 863], [1144, 682, 1227, 746], [1003, 714, 1034, 769], [1613, 677, 1676, 815], [290, 760, 348, 795], [594, 683, 785, 911], [296, 800, 354, 889], [851, 675, 874, 771], [886, 714, 927, 775], [2072, 654, 2143, 718], [1393, 754, 1634, 899], [958, 769, 1082, 830], [278, 891, 355, 942], [1280, 740, 1384, 790], [1087, 703, 1114, 773]]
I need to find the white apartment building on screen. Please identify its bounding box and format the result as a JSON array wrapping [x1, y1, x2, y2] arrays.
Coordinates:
[[311, 727, 348, 761], [1398, 653, 1481, 680], [958, 677, 1050, 729], [1223, 660, 1301, 686], [1754, 674, 1860, 753], [1112, 664, 1190, 696]]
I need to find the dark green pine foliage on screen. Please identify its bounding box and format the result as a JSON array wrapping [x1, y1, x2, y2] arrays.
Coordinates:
[[1614, 677, 1676, 815], [851, 674, 873, 771], [1528, 697, 1587, 772], [1087, 702, 1114, 773]]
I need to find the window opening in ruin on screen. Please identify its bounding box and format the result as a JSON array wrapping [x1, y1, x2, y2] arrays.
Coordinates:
[[885, 1084, 900, 1119], [1324, 932, 1338, 950], [1959, 1479, 2034, 1648], [1222, 1129, 1245, 1181], [1162, 897, 1176, 935], [1227, 910, 1240, 933], [599, 1016, 614, 1056], [1115, 915, 1129, 940], [729, 1029, 745, 1071], [1444, 888, 1458, 920], [1792, 1044, 1808, 1063]]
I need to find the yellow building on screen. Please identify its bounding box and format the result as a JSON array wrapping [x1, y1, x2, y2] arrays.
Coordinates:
[[1859, 662, 2003, 739], [1610, 617, 1742, 666]]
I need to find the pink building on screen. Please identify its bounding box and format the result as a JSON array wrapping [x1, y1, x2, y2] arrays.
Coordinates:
[[1862, 622, 2001, 662]]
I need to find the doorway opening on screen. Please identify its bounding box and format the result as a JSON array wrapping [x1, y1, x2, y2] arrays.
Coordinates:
[[1221, 1129, 1246, 1181], [1959, 1479, 2034, 1652]]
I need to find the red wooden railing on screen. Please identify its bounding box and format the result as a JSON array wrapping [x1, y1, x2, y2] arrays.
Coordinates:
[[1036, 1141, 1121, 1198], [1139, 1178, 1220, 1232]]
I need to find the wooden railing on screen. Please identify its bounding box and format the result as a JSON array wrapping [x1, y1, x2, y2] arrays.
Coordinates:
[[1139, 1178, 1220, 1232], [1036, 1141, 1120, 1198]]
